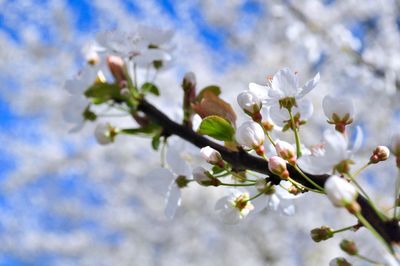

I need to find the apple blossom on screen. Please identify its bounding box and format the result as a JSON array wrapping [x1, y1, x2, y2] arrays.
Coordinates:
[[249, 67, 320, 109], [322, 95, 354, 133], [324, 175, 358, 208], [236, 121, 265, 155], [215, 189, 254, 224]]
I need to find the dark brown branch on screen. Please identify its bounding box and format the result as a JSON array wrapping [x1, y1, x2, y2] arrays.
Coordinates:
[[138, 98, 400, 246]]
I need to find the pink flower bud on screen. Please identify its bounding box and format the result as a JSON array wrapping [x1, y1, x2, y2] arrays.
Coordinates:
[[107, 55, 126, 85], [200, 146, 224, 167], [275, 140, 297, 165], [268, 156, 289, 180], [369, 145, 390, 164]]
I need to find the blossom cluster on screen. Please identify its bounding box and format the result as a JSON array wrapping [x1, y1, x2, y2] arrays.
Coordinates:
[[65, 26, 400, 265]]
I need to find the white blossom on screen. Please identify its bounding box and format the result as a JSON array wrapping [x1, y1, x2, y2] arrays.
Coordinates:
[[268, 98, 313, 127], [94, 123, 117, 145], [215, 189, 254, 224], [324, 175, 357, 207]]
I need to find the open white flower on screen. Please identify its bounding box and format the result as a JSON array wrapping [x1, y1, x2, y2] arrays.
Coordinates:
[[322, 95, 354, 132], [249, 68, 320, 107], [94, 123, 118, 145], [298, 128, 363, 175], [215, 189, 254, 224], [269, 98, 313, 127]]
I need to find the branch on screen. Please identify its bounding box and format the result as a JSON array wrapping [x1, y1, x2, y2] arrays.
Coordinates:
[[137, 98, 400, 246]]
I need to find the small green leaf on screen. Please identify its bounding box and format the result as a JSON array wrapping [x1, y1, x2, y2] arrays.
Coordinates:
[[85, 83, 123, 104], [197, 115, 235, 141], [211, 165, 225, 175], [151, 134, 161, 150], [196, 85, 221, 101], [141, 82, 160, 96]]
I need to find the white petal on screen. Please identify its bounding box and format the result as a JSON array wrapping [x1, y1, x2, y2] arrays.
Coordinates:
[[322, 95, 354, 119], [135, 49, 171, 65], [298, 72, 320, 98], [166, 146, 192, 176], [248, 82, 269, 100], [297, 155, 333, 175], [272, 68, 299, 96], [324, 130, 348, 162], [279, 199, 296, 216], [296, 99, 314, 120], [144, 168, 175, 196], [138, 25, 174, 45], [215, 196, 230, 211], [350, 126, 363, 153], [267, 194, 280, 211], [219, 207, 241, 224], [164, 184, 181, 219], [269, 104, 289, 127]]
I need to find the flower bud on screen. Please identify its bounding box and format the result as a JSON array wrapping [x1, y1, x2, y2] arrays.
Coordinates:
[[369, 145, 390, 164], [310, 226, 334, 242], [322, 95, 354, 133], [268, 156, 289, 180], [107, 55, 126, 86], [237, 91, 262, 115], [329, 257, 352, 266], [94, 123, 118, 145], [236, 121, 265, 155], [324, 175, 358, 208], [200, 146, 224, 167], [193, 167, 221, 187], [340, 239, 358, 256], [275, 140, 297, 165], [182, 72, 196, 91]]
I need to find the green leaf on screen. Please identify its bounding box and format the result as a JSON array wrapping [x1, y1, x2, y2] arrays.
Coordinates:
[[141, 82, 160, 96], [211, 165, 225, 175], [120, 124, 161, 136], [151, 134, 161, 150], [84, 83, 122, 104], [197, 115, 235, 141], [196, 85, 221, 101]]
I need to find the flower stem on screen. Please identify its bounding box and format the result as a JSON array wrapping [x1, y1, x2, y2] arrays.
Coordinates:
[[288, 109, 302, 158], [355, 211, 393, 254], [352, 163, 370, 178], [294, 165, 324, 192], [345, 173, 386, 221], [355, 254, 383, 265], [287, 177, 324, 194], [220, 182, 256, 187], [394, 170, 400, 219], [332, 224, 358, 234], [248, 191, 264, 201]]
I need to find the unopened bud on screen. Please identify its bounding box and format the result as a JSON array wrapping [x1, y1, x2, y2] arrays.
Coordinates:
[[94, 123, 118, 145], [310, 226, 334, 242], [236, 121, 265, 154], [329, 257, 352, 266], [237, 91, 262, 116], [193, 167, 221, 187], [275, 140, 297, 165], [340, 239, 358, 256], [268, 156, 289, 180], [107, 55, 126, 85], [288, 185, 300, 195], [369, 145, 390, 164], [200, 146, 224, 167], [182, 72, 196, 91], [324, 175, 358, 208]]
